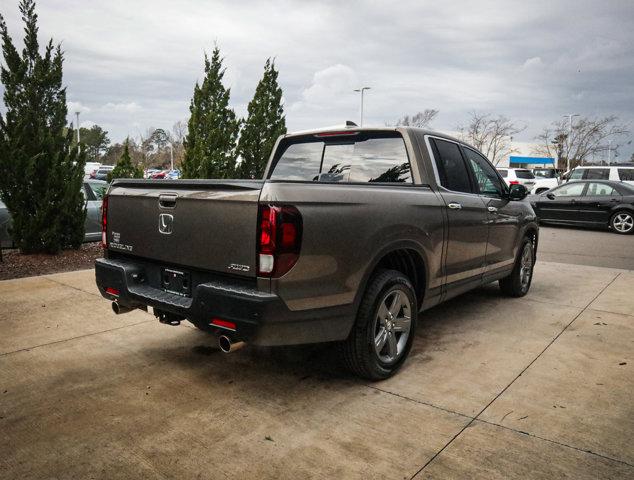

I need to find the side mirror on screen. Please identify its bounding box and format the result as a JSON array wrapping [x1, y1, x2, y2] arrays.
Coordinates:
[[508, 183, 528, 201], [546, 193, 556, 200]]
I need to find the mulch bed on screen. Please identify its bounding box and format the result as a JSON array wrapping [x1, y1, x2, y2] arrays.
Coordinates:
[[0, 242, 102, 281]]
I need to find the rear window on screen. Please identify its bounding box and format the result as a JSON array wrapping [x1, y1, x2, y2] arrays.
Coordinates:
[[618, 168, 634, 181], [533, 169, 556, 178], [514, 170, 535, 179], [269, 132, 412, 184]]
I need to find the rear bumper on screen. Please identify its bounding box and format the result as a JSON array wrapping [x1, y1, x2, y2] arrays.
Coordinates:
[[95, 257, 353, 346]]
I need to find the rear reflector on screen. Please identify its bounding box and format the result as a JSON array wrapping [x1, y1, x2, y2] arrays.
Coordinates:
[[211, 318, 236, 331], [105, 287, 119, 296]]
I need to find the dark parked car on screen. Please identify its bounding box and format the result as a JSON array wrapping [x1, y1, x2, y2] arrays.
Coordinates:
[[95, 127, 539, 379], [529, 180, 634, 234], [0, 180, 107, 248]]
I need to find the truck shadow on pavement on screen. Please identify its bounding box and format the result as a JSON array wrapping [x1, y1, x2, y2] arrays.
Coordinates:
[[140, 282, 512, 387]]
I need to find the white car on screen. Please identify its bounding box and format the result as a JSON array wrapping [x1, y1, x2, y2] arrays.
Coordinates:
[[565, 166, 634, 186], [84, 162, 101, 178], [530, 167, 561, 194], [496, 168, 538, 192]]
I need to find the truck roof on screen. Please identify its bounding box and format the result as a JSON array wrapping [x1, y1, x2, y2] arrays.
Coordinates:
[[284, 125, 463, 145]]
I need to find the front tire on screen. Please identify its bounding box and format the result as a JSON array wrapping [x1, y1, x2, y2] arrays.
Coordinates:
[[341, 269, 416, 380], [610, 211, 634, 234], [499, 237, 534, 297]]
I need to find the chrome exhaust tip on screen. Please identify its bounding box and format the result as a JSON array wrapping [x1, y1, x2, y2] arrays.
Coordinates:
[[112, 302, 133, 315], [218, 335, 246, 353]]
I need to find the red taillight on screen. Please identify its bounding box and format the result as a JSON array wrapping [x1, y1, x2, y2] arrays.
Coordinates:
[[509, 180, 520, 185], [101, 195, 108, 249], [211, 318, 236, 331], [257, 205, 302, 277]]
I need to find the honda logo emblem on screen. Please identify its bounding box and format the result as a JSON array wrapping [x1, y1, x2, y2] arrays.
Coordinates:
[[158, 213, 174, 235]]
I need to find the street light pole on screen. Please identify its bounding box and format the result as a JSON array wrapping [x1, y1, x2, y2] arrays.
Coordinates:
[[75, 111, 81, 144], [353, 87, 371, 126], [608, 139, 612, 166], [563, 113, 579, 171]]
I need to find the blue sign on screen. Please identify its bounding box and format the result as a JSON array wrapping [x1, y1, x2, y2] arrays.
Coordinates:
[[509, 156, 554, 165]]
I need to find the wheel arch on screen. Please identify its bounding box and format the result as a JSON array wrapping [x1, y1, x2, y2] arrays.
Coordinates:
[[355, 241, 428, 312]]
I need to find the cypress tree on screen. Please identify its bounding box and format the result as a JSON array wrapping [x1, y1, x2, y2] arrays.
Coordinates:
[[182, 47, 240, 179], [107, 139, 143, 182], [0, 0, 86, 253], [237, 59, 286, 179]]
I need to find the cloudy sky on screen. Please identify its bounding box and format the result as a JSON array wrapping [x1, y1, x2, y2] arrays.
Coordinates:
[[1, 0, 633, 161]]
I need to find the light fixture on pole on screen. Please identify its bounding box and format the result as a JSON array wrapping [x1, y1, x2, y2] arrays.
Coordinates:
[[353, 87, 371, 126], [563, 113, 579, 171]]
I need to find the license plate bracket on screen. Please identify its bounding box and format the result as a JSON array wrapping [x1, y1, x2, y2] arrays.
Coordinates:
[[161, 267, 191, 297]]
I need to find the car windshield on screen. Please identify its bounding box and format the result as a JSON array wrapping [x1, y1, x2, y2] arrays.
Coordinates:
[[515, 170, 535, 179]]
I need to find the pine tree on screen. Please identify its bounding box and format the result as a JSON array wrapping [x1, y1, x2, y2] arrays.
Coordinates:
[[0, 0, 86, 253], [182, 47, 240, 179], [237, 59, 286, 179], [107, 140, 143, 182]]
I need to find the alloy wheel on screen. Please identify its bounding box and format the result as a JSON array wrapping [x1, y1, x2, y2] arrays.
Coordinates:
[[519, 242, 533, 290], [612, 213, 634, 233], [372, 288, 412, 364]]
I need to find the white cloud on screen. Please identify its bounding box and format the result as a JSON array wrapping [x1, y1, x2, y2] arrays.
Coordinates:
[[1, 0, 630, 161], [100, 102, 142, 113], [67, 101, 90, 114], [521, 57, 544, 70]]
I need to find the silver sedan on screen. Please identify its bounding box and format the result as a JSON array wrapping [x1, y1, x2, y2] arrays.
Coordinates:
[[0, 180, 108, 248]]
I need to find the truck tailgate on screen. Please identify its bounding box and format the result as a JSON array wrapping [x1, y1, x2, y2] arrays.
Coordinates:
[[106, 180, 263, 277]]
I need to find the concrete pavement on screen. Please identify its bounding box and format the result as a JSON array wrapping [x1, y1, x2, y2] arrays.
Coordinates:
[[538, 225, 634, 270], [0, 262, 632, 479]]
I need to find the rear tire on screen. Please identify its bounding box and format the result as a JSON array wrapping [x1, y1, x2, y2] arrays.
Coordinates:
[[341, 269, 416, 380], [499, 237, 534, 297], [610, 211, 634, 234]]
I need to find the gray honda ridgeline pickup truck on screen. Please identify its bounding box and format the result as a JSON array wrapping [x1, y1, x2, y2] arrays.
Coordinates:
[[95, 127, 538, 379]]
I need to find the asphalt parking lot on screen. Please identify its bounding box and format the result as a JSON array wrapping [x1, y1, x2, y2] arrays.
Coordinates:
[[1, 227, 633, 479]]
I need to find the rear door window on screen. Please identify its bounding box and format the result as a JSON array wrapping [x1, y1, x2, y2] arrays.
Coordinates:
[[497, 169, 508, 178], [430, 138, 472, 193], [270, 132, 412, 184], [585, 168, 609, 180], [618, 168, 634, 181], [585, 182, 620, 196]]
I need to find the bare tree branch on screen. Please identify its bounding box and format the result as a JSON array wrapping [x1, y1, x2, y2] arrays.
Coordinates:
[[395, 109, 439, 129], [532, 116, 629, 168], [456, 112, 524, 165]]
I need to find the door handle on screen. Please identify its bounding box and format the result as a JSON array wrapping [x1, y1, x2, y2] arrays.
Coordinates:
[[159, 193, 177, 209], [447, 202, 462, 210], [487, 206, 498, 213]]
